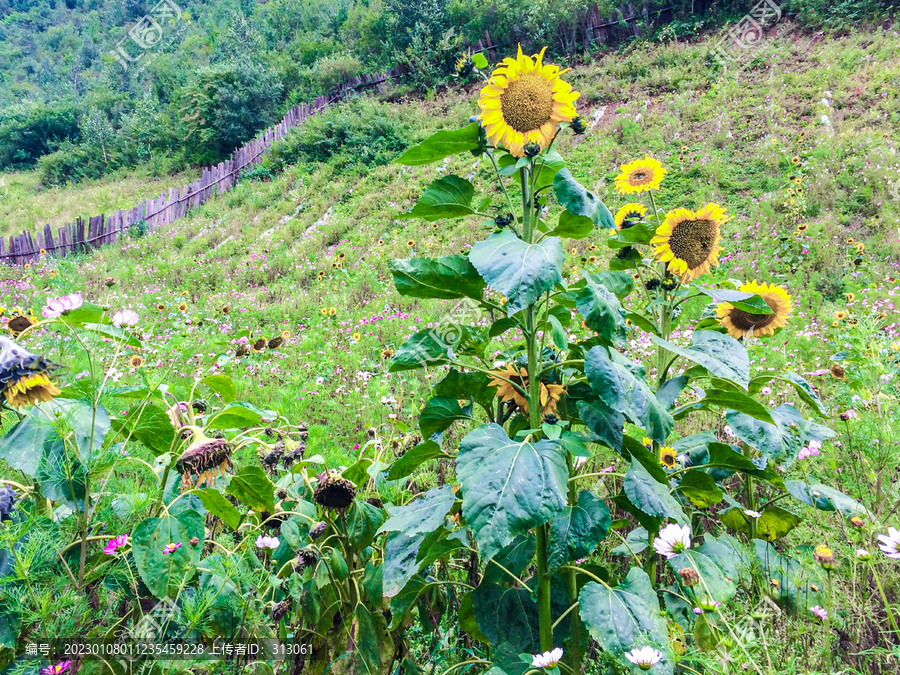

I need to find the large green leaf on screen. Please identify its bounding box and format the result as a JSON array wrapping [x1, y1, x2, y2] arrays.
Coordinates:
[[576, 399, 624, 451], [725, 404, 805, 466], [579, 568, 674, 674], [389, 255, 486, 300], [576, 271, 626, 347], [469, 231, 564, 315], [378, 485, 456, 537], [200, 374, 237, 403], [132, 510, 204, 599], [457, 424, 568, 559], [397, 123, 480, 165], [483, 534, 536, 584], [549, 210, 594, 239], [584, 346, 673, 443], [623, 461, 686, 524], [721, 506, 800, 541], [652, 331, 749, 389], [206, 402, 276, 430], [389, 324, 486, 372], [434, 368, 496, 414], [114, 403, 176, 454], [383, 531, 426, 598], [704, 442, 783, 486], [547, 490, 611, 569], [695, 288, 775, 315], [668, 547, 737, 604], [677, 470, 724, 508], [36, 434, 87, 508], [785, 480, 867, 516], [194, 488, 242, 530], [225, 465, 275, 513], [397, 175, 476, 221], [473, 583, 540, 653], [553, 168, 615, 230], [419, 396, 474, 439], [386, 440, 444, 480], [675, 389, 774, 425], [749, 371, 828, 417]]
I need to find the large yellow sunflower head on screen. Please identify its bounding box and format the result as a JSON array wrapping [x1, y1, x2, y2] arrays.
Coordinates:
[[650, 203, 728, 283], [478, 46, 580, 158], [3, 372, 60, 409], [488, 363, 529, 410], [716, 280, 793, 339], [614, 157, 667, 194], [614, 203, 648, 230]]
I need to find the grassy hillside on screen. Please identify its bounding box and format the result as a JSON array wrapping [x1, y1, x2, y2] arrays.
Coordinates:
[[1, 21, 900, 674]]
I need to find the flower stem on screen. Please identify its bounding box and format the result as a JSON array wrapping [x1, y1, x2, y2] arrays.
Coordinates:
[[868, 560, 900, 637]]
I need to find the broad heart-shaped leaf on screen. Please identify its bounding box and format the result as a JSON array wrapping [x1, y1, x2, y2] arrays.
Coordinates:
[[378, 485, 456, 537], [200, 374, 237, 403], [0, 399, 110, 474], [382, 531, 426, 598], [652, 331, 749, 390], [206, 401, 276, 430], [668, 547, 737, 604], [785, 480, 867, 516], [623, 461, 687, 524], [676, 470, 724, 508], [473, 583, 540, 653], [721, 506, 801, 541], [389, 324, 487, 372], [113, 403, 175, 454], [434, 368, 496, 414], [194, 488, 242, 530], [579, 568, 674, 675], [132, 510, 204, 599], [386, 440, 444, 480], [469, 231, 564, 316], [457, 424, 568, 559], [674, 389, 774, 425], [419, 396, 474, 439], [547, 490, 611, 569], [549, 210, 594, 239], [36, 434, 86, 508], [389, 255, 486, 300], [396, 123, 480, 165], [584, 346, 673, 443], [483, 534, 536, 584], [576, 399, 624, 451], [397, 175, 475, 221], [726, 404, 806, 466], [695, 287, 775, 315], [225, 465, 275, 513], [705, 442, 783, 486], [553, 168, 615, 230], [749, 371, 828, 417], [576, 271, 626, 347]]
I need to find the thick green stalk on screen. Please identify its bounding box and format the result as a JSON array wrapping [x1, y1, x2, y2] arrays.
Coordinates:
[[566, 453, 582, 671]]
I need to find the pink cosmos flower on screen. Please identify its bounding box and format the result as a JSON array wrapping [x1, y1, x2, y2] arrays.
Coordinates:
[[810, 605, 828, 620], [41, 661, 71, 675], [103, 534, 129, 555], [255, 535, 280, 550], [112, 309, 140, 327], [42, 293, 83, 319], [162, 542, 182, 555]]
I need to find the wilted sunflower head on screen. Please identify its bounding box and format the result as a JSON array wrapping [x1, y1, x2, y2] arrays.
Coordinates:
[[221, 305, 230, 315], [313, 470, 356, 511], [614, 203, 648, 230], [380, 348, 394, 360], [175, 434, 233, 491], [488, 363, 529, 410], [477, 45, 579, 158], [0, 337, 60, 409], [716, 280, 792, 340], [829, 363, 846, 380], [615, 157, 667, 194], [651, 203, 727, 283], [6, 315, 33, 334], [659, 446, 677, 469], [252, 338, 267, 352]]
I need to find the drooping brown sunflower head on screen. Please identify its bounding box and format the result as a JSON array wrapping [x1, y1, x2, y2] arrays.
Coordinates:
[[0, 336, 60, 409], [175, 435, 234, 491], [297, 548, 318, 570], [7, 315, 33, 334], [716, 280, 792, 340], [252, 338, 267, 352], [313, 470, 356, 511], [651, 204, 727, 283], [267, 337, 283, 350]]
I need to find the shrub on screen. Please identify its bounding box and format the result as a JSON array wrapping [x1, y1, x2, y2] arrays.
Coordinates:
[[0, 102, 79, 168], [37, 140, 105, 187]]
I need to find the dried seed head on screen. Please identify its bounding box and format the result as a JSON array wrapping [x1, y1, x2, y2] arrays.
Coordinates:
[[313, 471, 356, 511], [175, 434, 234, 492], [678, 568, 700, 587], [309, 522, 327, 540], [296, 548, 318, 569]]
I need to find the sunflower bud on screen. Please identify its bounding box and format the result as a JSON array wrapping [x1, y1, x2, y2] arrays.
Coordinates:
[[454, 54, 474, 78], [366, 496, 384, 509], [494, 213, 514, 228], [644, 279, 661, 291], [0, 486, 17, 521], [661, 278, 678, 291], [543, 413, 559, 425], [189, 536, 200, 546], [616, 246, 633, 259], [309, 522, 327, 540], [192, 399, 208, 413], [523, 141, 542, 157], [296, 548, 318, 570], [271, 597, 292, 622], [570, 115, 588, 134], [313, 470, 356, 511]]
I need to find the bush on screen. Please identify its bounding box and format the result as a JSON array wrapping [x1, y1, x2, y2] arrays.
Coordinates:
[[0, 102, 79, 168], [37, 140, 106, 187], [264, 97, 412, 173]]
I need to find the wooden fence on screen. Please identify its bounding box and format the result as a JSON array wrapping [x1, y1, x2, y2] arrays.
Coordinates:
[[0, 3, 671, 266]]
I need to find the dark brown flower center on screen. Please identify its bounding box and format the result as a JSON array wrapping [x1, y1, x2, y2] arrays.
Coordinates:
[[728, 297, 777, 331], [668, 218, 718, 269], [501, 73, 554, 133]]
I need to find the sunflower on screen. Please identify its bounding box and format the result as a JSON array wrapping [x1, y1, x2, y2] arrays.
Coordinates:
[[845, 292, 856, 302], [571, 247, 578, 255], [221, 306, 231, 315], [477, 46, 579, 158], [642, 437, 653, 449], [716, 280, 792, 339], [855, 242, 865, 254], [846, 237, 854, 244], [834, 310, 847, 320], [797, 223, 809, 232], [380, 348, 395, 360], [7, 315, 33, 334], [651, 203, 727, 283], [488, 363, 565, 415], [320, 307, 329, 316], [378, 239, 384, 246], [614, 202, 648, 230], [407, 239, 415, 247], [178, 303, 188, 313], [831, 320, 840, 327], [791, 156, 800, 164], [157, 303, 165, 311], [794, 176, 804, 184], [352, 332, 361, 342], [0, 337, 60, 409], [614, 157, 667, 194], [659, 446, 677, 469], [282, 331, 291, 339], [129, 355, 144, 368], [329, 307, 337, 316]]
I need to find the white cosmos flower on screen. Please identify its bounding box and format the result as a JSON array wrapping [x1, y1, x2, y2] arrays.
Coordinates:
[[653, 524, 691, 559], [531, 648, 563, 669], [877, 527, 900, 559], [625, 646, 663, 670], [743, 509, 761, 518], [112, 309, 140, 327]]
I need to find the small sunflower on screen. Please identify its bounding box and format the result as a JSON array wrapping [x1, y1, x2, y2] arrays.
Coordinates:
[[614, 202, 648, 230], [571, 247, 578, 255], [329, 307, 337, 316], [834, 310, 848, 320], [478, 46, 579, 157], [378, 239, 384, 246], [157, 303, 165, 311], [7, 315, 33, 335], [129, 355, 144, 368], [23, 263, 30, 269], [320, 307, 329, 316], [221, 305, 230, 315], [588, 244, 597, 251], [407, 239, 415, 247], [830, 363, 846, 380], [380, 348, 395, 360], [845, 292, 856, 302], [797, 223, 809, 232], [317, 271, 325, 279], [642, 437, 653, 449], [282, 331, 291, 339], [614, 156, 667, 194], [651, 203, 727, 283], [855, 242, 865, 254], [791, 156, 800, 164], [794, 176, 804, 184], [352, 332, 361, 342], [716, 280, 792, 339], [832, 320, 840, 327], [659, 446, 677, 469], [846, 237, 854, 244], [178, 303, 188, 313]]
